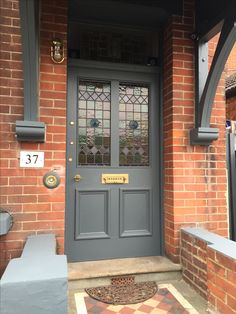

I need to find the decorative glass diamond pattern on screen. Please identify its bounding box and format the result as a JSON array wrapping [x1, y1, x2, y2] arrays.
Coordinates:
[[78, 81, 111, 165], [119, 84, 149, 166]]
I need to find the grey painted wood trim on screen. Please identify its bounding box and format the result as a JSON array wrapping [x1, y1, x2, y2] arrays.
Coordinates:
[[68, 59, 160, 74], [190, 127, 219, 146], [110, 81, 119, 167], [195, 40, 208, 125], [198, 21, 224, 43], [15, 120, 45, 142], [16, 0, 45, 142], [190, 15, 236, 145], [196, 0, 235, 41], [19, 0, 39, 121], [228, 133, 236, 241], [200, 16, 236, 128], [159, 42, 164, 255]]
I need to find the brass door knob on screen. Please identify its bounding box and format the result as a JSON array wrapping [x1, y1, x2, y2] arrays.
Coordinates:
[[74, 174, 82, 182]]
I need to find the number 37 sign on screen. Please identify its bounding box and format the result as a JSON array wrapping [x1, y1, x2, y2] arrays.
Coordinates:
[[20, 151, 44, 168]]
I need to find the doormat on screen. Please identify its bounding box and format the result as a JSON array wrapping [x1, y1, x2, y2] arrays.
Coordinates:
[[85, 281, 157, 305]]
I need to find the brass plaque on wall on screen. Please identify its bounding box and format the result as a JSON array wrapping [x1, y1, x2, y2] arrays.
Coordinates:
[[102, 174, 129, 184]]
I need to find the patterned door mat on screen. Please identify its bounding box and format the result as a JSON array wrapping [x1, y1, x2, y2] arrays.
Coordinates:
[[85, 281, 157, 304], [75, 284, 200, 314]]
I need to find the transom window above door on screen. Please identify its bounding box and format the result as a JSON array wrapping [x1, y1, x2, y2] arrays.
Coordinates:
[[77, 79, 150, 167]]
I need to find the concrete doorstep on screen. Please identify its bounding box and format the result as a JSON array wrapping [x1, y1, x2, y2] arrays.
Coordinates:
[[68, 256, 182, 289]]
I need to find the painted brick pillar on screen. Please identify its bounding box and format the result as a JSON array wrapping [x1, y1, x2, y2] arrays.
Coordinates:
[[163, 0, 228, 263], [0, 0, 68, 275]]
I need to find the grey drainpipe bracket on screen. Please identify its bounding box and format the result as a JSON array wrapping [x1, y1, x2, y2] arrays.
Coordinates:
[[190, 127, 219, 145], [16, 120, 45, 143]]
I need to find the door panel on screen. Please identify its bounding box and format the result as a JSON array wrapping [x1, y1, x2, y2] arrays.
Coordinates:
[[66, 62, 161, 262], [119, 188, 152, 237], [75, 189, 110, 240]]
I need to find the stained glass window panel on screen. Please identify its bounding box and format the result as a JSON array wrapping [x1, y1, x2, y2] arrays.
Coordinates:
[[78, 81, 111, 166], [119, 84, 149, 166]]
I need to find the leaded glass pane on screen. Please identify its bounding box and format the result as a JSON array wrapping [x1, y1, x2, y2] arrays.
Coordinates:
[[119, 84, 149, 166], [78, 81, 111, 166]]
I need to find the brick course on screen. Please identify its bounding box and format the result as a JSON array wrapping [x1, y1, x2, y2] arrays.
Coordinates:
[[181, 231, 208, 298], [0, 0, 67, 275], [181, 229, 236, 314], [163, 0, 228, 263]]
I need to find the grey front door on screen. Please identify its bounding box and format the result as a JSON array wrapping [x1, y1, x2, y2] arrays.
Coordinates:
[[65, 61, 161, 261]]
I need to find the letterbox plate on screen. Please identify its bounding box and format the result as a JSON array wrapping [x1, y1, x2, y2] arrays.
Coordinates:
[[102, 174, 129, 184]]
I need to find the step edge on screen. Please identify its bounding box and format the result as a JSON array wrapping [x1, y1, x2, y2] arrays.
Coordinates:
[[68, 268, 182, 281], [68, 272, 183, 290]]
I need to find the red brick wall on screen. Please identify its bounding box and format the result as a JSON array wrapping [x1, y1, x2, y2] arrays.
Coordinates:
[[181, 229, 236, 314], [0, 0, 67, 275], [163, 0, 228, 263], [226, 96, 236, 120], [225, 42, 236, 76], [208, 248, 236, 314], [181, 231, 208, 298]]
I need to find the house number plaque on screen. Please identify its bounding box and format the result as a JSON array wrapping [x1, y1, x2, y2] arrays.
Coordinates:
[[102, 174, 129, 184], [20, 151, 44, 168]]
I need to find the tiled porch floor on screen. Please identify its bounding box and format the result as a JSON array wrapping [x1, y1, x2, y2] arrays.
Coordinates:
[[69, 282, 207, 314]]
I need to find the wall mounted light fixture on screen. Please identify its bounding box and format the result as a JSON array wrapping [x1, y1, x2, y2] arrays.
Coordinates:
[[51, 38, 64, 63]]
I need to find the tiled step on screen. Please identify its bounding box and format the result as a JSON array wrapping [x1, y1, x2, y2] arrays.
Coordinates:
[[68, 256, 182, 290]]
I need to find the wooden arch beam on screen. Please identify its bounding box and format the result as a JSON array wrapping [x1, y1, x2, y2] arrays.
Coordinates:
[[190, 14, 236, 145]]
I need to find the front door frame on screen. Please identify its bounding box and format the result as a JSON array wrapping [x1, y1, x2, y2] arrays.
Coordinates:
[[65, 59, 164, 261]]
